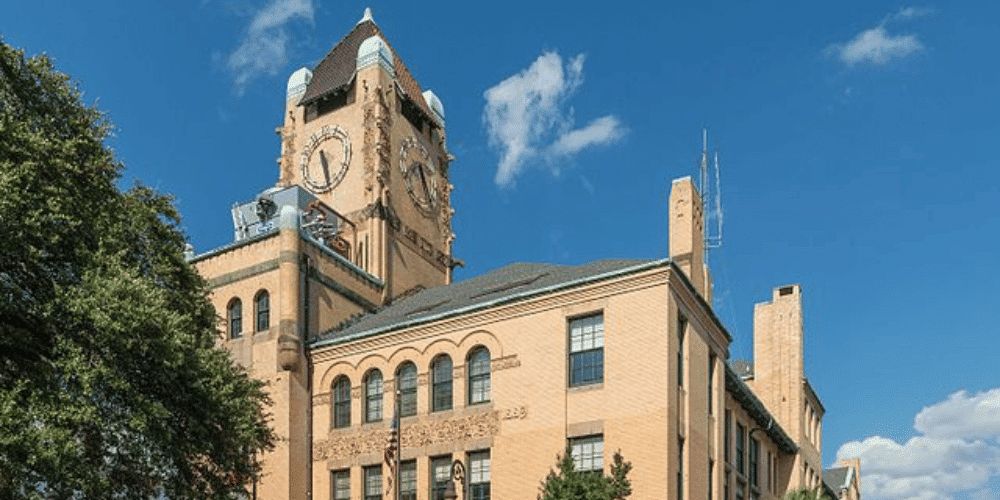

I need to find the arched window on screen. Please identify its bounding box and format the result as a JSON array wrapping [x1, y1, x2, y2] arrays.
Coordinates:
[[364, 369, 383, 423], [254, 290, 270, 332], [431, 355, 453, 412], [228, 298, 242, 339], [468, 347, 490, 405], [333, 376, 351, 428], [397, 362, 417, 417]]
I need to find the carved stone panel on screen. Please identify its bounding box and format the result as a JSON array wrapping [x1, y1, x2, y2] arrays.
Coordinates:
[[312, 392, 331, 407], [491, 355, 521, 372], [314, 410, 501, 462]]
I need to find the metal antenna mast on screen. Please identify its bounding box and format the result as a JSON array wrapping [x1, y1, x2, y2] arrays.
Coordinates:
[[699, 129, 723, 262]]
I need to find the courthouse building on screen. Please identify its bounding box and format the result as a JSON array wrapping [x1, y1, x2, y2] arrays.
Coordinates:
[[190, 8, 859, 500]]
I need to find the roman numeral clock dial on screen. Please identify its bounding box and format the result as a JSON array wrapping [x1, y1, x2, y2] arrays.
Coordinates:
[[399, 136, 438, 217], [299, 125, 351, 193]]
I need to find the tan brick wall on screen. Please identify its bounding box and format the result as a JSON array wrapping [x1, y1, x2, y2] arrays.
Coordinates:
[[305, 265, 757, 500]]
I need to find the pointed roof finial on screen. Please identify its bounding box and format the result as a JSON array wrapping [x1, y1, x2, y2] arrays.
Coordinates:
[[358, 7, 374, 25]]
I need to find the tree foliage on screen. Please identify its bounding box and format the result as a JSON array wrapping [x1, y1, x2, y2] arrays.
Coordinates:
[[538, 447, 632, 500], [783, 487, 834, 500], [0, 39, 274, 498]]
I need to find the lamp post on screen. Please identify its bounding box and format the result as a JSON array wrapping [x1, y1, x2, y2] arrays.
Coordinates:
[[443, 459, 466, 500]]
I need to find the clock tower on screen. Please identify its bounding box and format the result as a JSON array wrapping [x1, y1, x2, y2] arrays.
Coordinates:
[[278, 8, 456, 303], [190, 10, 458, 500]]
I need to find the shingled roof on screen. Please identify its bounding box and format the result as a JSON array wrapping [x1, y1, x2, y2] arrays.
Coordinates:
[[823, 466, 852, 490], [309, 259, 663, 348], [300, 17, 433, 120]]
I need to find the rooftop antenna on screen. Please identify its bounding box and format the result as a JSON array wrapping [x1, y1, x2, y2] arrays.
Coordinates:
[[699, 128, 723, 262]]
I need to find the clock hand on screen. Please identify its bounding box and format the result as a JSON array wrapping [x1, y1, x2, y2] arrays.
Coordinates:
[[319, 150, 331, 182], [417, 163, 430, 202]]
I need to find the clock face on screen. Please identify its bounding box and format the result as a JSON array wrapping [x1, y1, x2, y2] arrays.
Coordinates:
[[399, 136, 438, 216], [299, 125, 351, 193]]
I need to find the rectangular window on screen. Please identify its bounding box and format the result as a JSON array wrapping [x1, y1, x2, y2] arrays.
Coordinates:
[[736, 424, 746, 476], [736, 479, 746, 500], [331, 469, 349, 500], [468, 348, 491, 405], [766, 450, 771, 493], [749, 438, 760, 489], [255, 292, 269, 331], [677, 436, 684, 500], [398, 364, 417, 417], [708, 354, 716, 414], [400, 460, 416, 500], [677, 314, 687, 387], [431, 455, 452, 500], [432, 357, 453, 412], [364, 465, 382, 500], [569, 314, 604, 387], [724, 410, 731, 463], [570, 435, 603, 473], [725, 470, 731, 500], [772, 455, 778, 494], [470, 450, 491, 500]]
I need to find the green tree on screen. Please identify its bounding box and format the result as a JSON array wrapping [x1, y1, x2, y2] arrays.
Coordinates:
[[0, 39, 274, 498], [538, 447, 632, 500], [783, 487, 834, 500]]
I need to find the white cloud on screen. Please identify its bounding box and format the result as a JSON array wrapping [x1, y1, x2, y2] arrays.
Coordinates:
[[827, 7, 928, 67], [828, 26, 923, 66], [483, 51, 626, 188], [916, 389, 1000, 440], [837, 388, 1000, 500], [886, 6, 933, 23], [227, 0, 314, 96]]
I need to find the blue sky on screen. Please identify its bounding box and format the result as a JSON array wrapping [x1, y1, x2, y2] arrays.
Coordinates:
[[5, 1, 999, 498]]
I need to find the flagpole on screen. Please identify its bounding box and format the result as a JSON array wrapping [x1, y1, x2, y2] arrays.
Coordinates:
[[395, 388, 401, 500]]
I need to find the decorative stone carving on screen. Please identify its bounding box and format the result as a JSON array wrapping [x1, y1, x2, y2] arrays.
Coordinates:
[[313, 410, 501, 462], [453, 365, 465, 379], [491, 355, 521, 371], [312, 392, 331, 407], [350, 386, 363, 399], [279, 111, 297, 185], [417, 373, 429, 386], [277, 334, 301, 371], [363, 85, 393, 193]]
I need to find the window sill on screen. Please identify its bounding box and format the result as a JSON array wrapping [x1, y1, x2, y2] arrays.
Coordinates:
[[568, 382, 603, 393]]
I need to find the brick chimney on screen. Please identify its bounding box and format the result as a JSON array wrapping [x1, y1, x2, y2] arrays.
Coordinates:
[[669, 176, 711, 299]]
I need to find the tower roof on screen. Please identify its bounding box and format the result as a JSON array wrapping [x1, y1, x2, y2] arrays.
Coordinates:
[[300, 11, 433, 120]]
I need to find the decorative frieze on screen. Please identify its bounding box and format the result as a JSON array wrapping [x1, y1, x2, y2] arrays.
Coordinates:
[[314, 409, 501, 462]]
